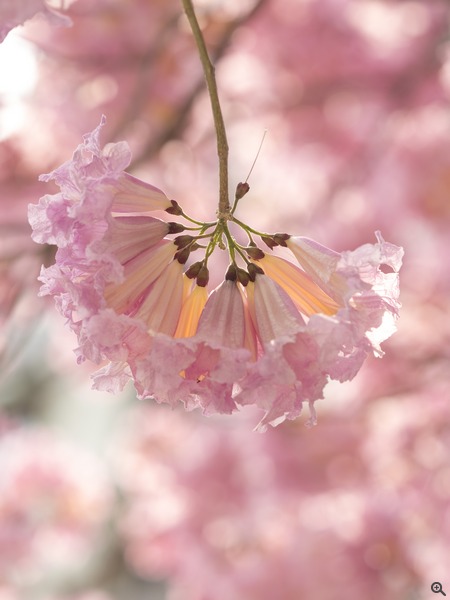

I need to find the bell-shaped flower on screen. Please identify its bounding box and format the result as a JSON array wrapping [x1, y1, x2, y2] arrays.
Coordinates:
[[132, 280, 254, 416], [238, 273, 327, 430], [287, 232, 404, 358]]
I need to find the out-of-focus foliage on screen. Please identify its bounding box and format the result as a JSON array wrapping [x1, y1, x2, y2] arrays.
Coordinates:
[[1, 0, 449, 598]]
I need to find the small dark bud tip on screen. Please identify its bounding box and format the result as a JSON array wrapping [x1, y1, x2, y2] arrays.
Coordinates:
[[225, 264, 237, 281], [175, 246, 191, 264], [165, 200, 183, 215], [245, 246, 265, 260], [273, 233, 290, 247], [235, 182, 250, 201], [236, 268, 250, 286], [174, 235, 194, 249], [185, 261, 204, 279], [196, 265, 210, 287], [168, 222, 185, 234], [261, 235, 277, 250], [247, 262, 265, 281]]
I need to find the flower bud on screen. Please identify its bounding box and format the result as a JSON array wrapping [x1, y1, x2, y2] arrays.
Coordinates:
[[235, 182, 250, 201], [196, 264, 210, 287], [260, 235, 277, 249], [174, 235, 194, 249], [245, 246, 265, 260], [175, 246, 191, 264], [247, 262, 265, 281], [167, 222, 186, 234], [236, 268, 250, 286], [165, 200, 183, 215], [273, 233, 290, 247], [225, 264, 237, 281], [185, 261, 204, 279]]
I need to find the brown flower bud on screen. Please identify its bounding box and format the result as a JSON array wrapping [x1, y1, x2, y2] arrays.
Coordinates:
[[247, 262, 265, 281], [185, 261, 204, 279], [225, 264, 237, 281], [236, 268, 250, 286], [175, 246, 191, 264], [260, 235, 277, 249], [165, 200, 183, 215], [167, 222, 185, 234], [235, 182, 250, 201], [245, 246, 265, 260], [174, 235, 194, 249], [273, 233, 290, 247], [196, 264, 210, 287]]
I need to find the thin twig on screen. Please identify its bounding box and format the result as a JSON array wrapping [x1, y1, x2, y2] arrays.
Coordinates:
[[181, 0, 230, 215], [130, 0, 268, 171]]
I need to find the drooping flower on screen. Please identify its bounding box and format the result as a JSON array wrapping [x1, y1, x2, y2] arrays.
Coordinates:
[[28, 119, 403, 429]]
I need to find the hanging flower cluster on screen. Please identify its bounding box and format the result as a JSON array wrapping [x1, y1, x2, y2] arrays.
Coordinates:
[[28, 118, 403, 429]]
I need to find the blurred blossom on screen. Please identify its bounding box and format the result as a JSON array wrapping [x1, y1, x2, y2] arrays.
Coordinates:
[[0, 176, 54, 375], [114, 401, 450, 600], [46, 592, 114, 600], [0, 426, 113, 585], [0, 588, 113, 600], [0, 0, 71, 43]]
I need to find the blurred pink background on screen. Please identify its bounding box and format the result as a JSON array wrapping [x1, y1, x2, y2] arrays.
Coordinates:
[[1, 0, 449, 598]]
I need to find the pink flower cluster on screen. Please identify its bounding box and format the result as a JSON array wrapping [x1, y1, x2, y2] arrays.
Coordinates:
[[29, 118, 403, 429], [115, 403, 441, 600], [0, 588, 113, 600], [0, 426, 112, 582]]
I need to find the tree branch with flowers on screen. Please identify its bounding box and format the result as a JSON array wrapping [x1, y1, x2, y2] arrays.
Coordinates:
[[26, 0, 403, 430]]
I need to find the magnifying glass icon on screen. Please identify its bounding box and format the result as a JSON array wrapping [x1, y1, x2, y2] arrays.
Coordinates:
[[432, 582, 447, 596]]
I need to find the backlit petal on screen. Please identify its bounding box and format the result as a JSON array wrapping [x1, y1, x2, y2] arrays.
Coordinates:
[[257, 254, 340, 316], [248, 275, 304, 345], [196, 280, 245, 348], [111, 173, 172, 213], [174, 284, 208, 339], [135, 260, 184, 336]]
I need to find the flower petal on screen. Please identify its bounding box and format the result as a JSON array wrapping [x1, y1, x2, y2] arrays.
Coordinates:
[[257, 254, 340, 316], [98, 216, 169, 264], [247, 274, 305, 345], [104, 241, 176, 315], [196, 280, 245, 348], [174, 283, 209, 339], [111, 173, 172, 213], [134, 260, 184, 336]]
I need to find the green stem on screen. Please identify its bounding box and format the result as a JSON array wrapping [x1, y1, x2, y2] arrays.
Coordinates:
[[180, 210, 216, 228], [182, 0, 230, 216], [222, 225, 236, 261], [231, 216, 274, 238]]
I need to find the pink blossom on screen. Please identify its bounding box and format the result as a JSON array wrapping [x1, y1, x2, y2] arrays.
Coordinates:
[[0, 590, 114, 600], [0, 0, 71, 42], [0, 426, 113, 581], [115, 403, 437, 600], [48, 593, 114, 600], [29, 119, 403, 428]]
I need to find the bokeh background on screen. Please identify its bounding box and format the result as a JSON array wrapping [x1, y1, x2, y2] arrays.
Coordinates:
[[1, 0, 450, 598]]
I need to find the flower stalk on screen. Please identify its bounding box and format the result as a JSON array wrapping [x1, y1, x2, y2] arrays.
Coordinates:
[[181, 0, 230, 217]]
